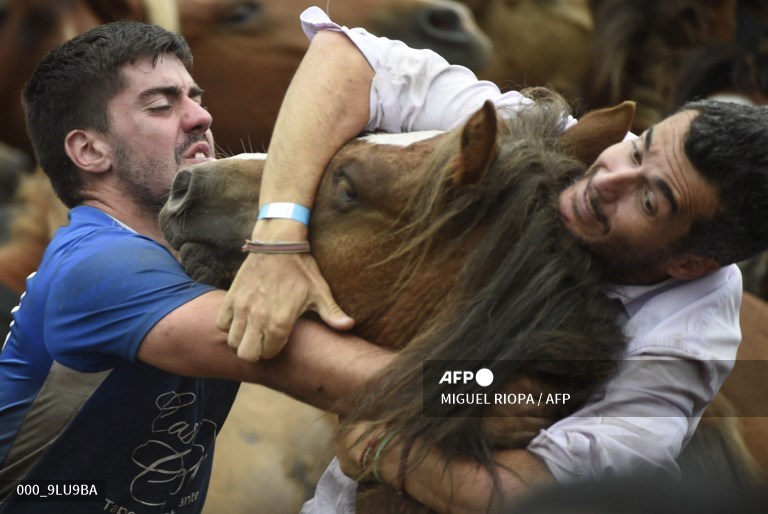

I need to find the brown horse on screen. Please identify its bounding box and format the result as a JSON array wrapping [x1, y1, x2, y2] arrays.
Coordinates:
[[159, 98, 767, 511], [159, 97, 692, 512], [0, 142, 31, 205], [458, 0, 767, 135], [457, 0, 594, 104], [584, 0, 768, 132], [160, 95, 630, 355], [0, 0, 491, 160], [0, 168, 69, 294]]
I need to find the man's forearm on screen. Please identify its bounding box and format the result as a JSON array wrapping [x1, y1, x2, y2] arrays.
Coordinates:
[[220, 28, 373, 359], [255, 319, 395, 414], [342, 424, 555, 514], [258, 29, 373, 212], [400, 447, 553, 514]]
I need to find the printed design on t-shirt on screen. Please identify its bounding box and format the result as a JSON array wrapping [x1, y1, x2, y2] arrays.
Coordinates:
[[129, 390, 217, 507]]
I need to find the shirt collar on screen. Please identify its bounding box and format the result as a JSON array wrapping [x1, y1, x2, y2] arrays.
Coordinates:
[[605, 278, 686, 321], [605, 278, 682, 306]]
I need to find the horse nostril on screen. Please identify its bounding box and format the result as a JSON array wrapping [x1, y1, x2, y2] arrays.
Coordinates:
[[165, 168, 194, 212], [419, 7, 470, 44], [427, 8, 460, 31]]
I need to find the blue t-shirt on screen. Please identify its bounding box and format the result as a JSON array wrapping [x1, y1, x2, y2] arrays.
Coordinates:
[[0, 206, 239, 513]]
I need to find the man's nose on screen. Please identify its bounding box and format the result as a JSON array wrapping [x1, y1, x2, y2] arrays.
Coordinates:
[[591, 167, 638, 204], [182, 98, 213, 134]]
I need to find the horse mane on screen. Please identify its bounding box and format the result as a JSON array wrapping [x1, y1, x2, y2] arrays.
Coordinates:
[[342, 90, 627, 509]]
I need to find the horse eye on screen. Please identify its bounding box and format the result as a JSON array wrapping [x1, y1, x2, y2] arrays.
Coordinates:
[[339, 178, 358, 202], [221, 1, 262, 26], [332, 170, 359, 211]]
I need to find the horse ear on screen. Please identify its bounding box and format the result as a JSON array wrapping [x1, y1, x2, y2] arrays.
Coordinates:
[[452, 100, 499, 187], [558, 100, 636, 166]]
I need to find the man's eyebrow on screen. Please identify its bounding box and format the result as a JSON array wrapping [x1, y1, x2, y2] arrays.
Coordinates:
[[138, 85, 204, 101], [654, 177, 679, 217], [644, 125, 654, 152], [138, 85, 180, 101]]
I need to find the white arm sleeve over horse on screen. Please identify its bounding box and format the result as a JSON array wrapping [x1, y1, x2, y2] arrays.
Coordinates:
[[300, 6, 578, 134]]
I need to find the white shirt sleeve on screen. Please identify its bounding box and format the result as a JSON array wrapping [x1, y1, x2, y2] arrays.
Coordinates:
[[527, 359, 707, 481], [300, 6, 577, 133], [528, 265, 743, 481]]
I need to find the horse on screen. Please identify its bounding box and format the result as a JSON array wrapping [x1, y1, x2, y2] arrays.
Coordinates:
[[716, 292, 768, 482], [159, 98, 767, 511], [457, 0, 767, 135], [457, 0, 594, 105], [158, 96, 751, 512], [0, 168, 68, 295], [0, 0, 491, 160], [584, 0, 768, 133], [672, 0, 768, 108]]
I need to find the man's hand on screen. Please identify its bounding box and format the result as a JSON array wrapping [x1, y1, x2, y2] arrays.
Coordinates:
[[336, 420, 379, 480], [217, 221, 354, 362], [483, 375, 555, 446], [214, 30, 372, 362]]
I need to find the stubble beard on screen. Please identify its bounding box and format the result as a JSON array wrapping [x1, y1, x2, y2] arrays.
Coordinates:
[[113, 144, 171, 217], [568, 229, 673, 285]]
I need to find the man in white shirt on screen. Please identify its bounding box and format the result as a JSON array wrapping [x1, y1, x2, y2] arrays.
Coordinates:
[[217, 7, 767, 512]]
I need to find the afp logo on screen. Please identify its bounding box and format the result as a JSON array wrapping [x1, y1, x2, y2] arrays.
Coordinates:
[[438, 367, 494, 387]]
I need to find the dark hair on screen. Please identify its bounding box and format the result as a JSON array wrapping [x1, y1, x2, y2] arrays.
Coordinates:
[[22, 21, 192, 208], [676, 99, 768, 264]]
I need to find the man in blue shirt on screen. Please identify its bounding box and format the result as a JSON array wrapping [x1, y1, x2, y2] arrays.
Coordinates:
[[0, 21, 381, 513]]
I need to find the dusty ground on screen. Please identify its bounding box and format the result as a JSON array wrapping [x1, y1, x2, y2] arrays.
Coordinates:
[[203, 384, 337, 514]]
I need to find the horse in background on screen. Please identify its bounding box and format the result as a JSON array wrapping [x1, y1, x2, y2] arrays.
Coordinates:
[[0, 142, 33, 328], [672, 0, 768, 107], [457, 0, 594, 106], [584, 0, 768, 133], [456, 0, 766, 134], [0, 168, 68, 295], [0, 0, 491, 161]]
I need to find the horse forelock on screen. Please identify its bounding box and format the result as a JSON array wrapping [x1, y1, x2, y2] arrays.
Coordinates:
[[397, 98, 598, 345], [387, 95, 581, 290]]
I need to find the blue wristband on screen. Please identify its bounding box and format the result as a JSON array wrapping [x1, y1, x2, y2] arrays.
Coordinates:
[[258, 202, 311, 225]]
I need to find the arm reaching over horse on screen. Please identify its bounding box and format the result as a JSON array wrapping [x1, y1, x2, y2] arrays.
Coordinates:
[[219, 6, 570, 362], [218, 30, 363, 361]]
